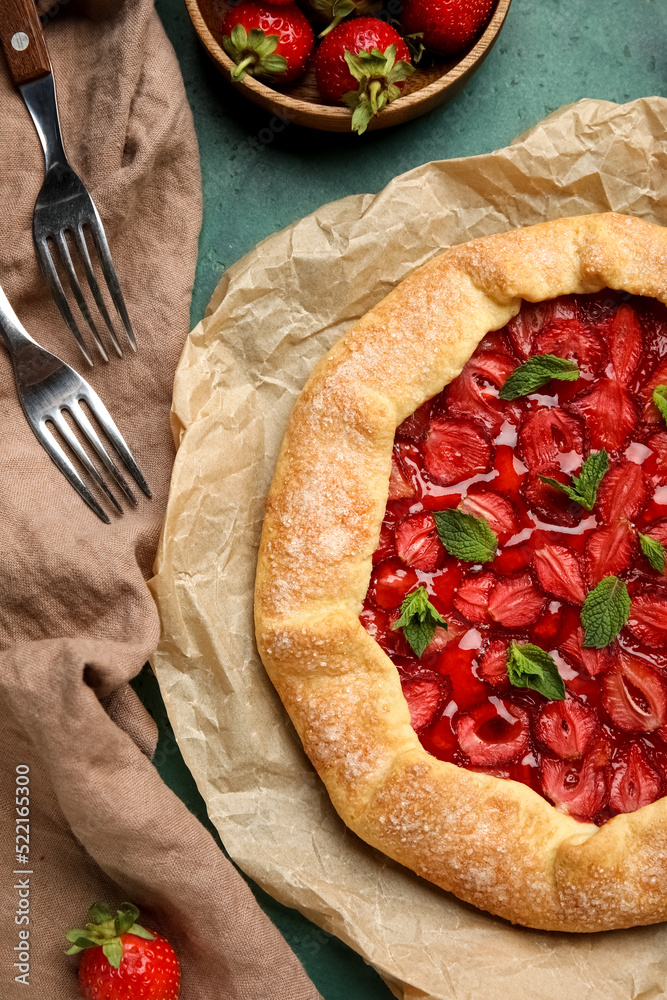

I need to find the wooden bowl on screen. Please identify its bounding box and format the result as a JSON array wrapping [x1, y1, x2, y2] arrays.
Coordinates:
[[184, 0, 512, 132]]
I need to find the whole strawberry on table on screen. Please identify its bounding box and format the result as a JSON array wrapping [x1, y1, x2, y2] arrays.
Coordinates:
[[66, 901, 180, 1000], [218, 0, 498, 133]]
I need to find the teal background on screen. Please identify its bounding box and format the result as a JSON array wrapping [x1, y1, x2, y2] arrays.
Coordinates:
[[139, 1, 667, 995]]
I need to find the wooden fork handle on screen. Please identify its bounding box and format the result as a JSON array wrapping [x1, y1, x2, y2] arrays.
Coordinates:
[[0, 0, 51, 87]]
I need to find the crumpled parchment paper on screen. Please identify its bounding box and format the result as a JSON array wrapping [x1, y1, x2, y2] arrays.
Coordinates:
[[149, 97, 667, 1000]]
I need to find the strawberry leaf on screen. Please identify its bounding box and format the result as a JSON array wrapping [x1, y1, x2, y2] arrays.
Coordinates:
[[653, 384, 667, 425], [581, 575, 631, 648], [639, 533, 666, 573], [115, 903, 139, 937], [392, 585, 447, 658], [102, 939, 124, 970], [128, 924, 155, 941], [433, 509, 497, 563], [499, 354, 580, 400], [507, 642, 566, 701], [540, 449, 609, 511]]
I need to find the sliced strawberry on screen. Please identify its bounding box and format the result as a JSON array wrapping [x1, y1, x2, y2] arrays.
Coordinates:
[[518, 407, 584, 473], [453, 572, 494, 623], [388, 451, 415, 501], [395, 512, 445, 572], [644, 518, 667, 548], [602, 654, 667, 732], [626, 593, 667, 648], [609, 744, 661, 814], [534, 699, 598, 759], [369, 559, 418, 610], [647, 432, 667, 479], [374, 521, 396, 563], [455, 699, 529, 766], [560, 627, 614, 677], [535, 318, 607, 377], [533, 544, 587, 604], [567, 378, 637, 452], [640, 359, 667, 423], [447, 352, 516, 433], [478, 639, 509, 689], [488, 573, 546, 627], [396, 399, 432, 440], [459, 490, 519, 539], [401, 676, 444, 731], [585, 520, 634, 587], [608, 304, 643, 384], [423, 417, 492, 487], [506, 298, 579, 360], [539, 754, 608, 819], [596, 460, 648, 525], [522, 471, 583, 527]]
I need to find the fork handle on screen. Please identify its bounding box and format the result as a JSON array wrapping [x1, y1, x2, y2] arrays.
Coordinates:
[[0, 0, 51, 87]]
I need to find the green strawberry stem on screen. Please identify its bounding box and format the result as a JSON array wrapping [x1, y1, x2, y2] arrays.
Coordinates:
[[232, 55, 256, 80], [222, 24, 288, 82], [319, 0, 355, 37], [342, 45, 414, 135], [65, 902, 154, 970]]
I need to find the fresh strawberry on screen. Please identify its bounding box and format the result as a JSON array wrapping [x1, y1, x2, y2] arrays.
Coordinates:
[[522, 471, 583, 527], [560, 627, 614, 677], [395, 512, 445, 571], [534, 699, 598, 759], [477, 639, 509, 688], [608, 304, 643, 384], [533, 544, 587, 604], [314, 19, 413, 134], [640, 359, 667, 422], [539, 754, 608, 819], [453, 571, 494, 623], [446, 352, 516, 433], [455, 699, 529, 766], [401, 675, 444, 730], [401, 0, 495, 56], [396, 399, 432, 440], [585, 520, 634, 587], [518, 407, 584, 473], [423, 416, 492, 486], [602, 654, 667, 732], [222, 2, 314, 82], [609, 744, 661, 813], [535, 319, 606, 378], [626, 593, 667, 648], [388, 450, 415, 500], [488, 573, 546, 627], [459, 490, 518, 539], [596, 460, 648, 525], [66, 902, 180, 1000], [567, 378, 637, 452], [369, 558, 418, 609]]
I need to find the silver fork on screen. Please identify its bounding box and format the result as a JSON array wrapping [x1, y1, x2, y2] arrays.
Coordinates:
[[0, 0, 135, 366], [0, 286, 150, 523]]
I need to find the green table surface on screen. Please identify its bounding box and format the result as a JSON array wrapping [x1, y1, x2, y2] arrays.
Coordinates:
[[138, 1, 667, 995]]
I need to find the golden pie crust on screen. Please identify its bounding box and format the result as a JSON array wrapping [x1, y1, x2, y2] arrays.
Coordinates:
[[254, 213, 667, 931]]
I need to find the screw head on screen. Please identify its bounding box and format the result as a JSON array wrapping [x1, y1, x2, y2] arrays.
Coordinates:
[[11, 32, 30, 52]]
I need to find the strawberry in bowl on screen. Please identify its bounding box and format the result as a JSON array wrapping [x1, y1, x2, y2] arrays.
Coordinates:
[[401, 0, 497, 56], [221, 1, 315, 83], [361, 289, 667, 827]]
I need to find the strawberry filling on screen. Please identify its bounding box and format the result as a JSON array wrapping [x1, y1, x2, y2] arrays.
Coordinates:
[[361, 291, 667, 825]]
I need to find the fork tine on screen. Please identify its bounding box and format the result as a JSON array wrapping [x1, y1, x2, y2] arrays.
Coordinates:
[[86, 214, 137, 351], [68, 400, 137, 506], [51, 411, 123, 515], [34, 420, 110, 524], [53, 231, 109, 363], [72, 226, 123, 359], [75, 390, 151, 498], [34, 236, 95, 367]]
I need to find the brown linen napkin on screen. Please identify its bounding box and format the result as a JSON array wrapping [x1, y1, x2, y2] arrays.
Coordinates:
[[0, 2, 323, 998]]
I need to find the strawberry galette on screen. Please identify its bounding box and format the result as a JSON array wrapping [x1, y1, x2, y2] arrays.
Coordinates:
[[255, 214, 667, 931]]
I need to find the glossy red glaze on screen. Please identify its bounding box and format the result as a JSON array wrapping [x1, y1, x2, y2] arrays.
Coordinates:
[[361, 291, 667, 825]]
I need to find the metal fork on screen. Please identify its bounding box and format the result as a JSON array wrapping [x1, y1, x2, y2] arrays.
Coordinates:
[[0, 286, 150, 523], [0, 0, 135, 366]]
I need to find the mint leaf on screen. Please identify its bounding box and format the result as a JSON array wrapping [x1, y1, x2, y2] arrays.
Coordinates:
[[540, 450, 609, 511], [581, 575, 631, 648], [639, 533, 666, 573], [653, 385, 667, 425], [433, 509, 498, 563], [499, 354, 580, 400], [392, 586, 447, 658], [506, 642, 566, 700]]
